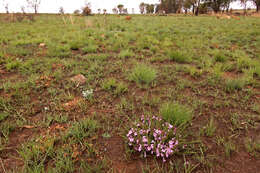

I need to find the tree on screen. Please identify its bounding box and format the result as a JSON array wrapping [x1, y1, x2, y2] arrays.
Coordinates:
[[26, 0, 41, 14], [59, 7, 64, 14], [21, 6, 26, 14], [82, 2, 91, 15], [117, 4, 124, 14], [103, 9, 107, 14], [139, 2, 146, 14], [198, 2, 210, 13], [189, 0, 198, 14], [123, 8, 128, 14], [146, 4, 155, 13], [158, 0, 183, 14], [155, 4, 160, 13], [74, 9, 81, 15], [183, 0, 193, 13], [97, 8, 101, 14], [203, 0, 233, 13], [112, 8, 118, 14], [3, 0, 9, 14], [150, 4, 155, 13], [240, 0, 248, 14], [222, 0, 233, 12], [132, 8, 135, 14], [251, 0, 260, 12], [208, 0, 223, 13], [5, 4, 9, 14], [208, 0, 220, 13]]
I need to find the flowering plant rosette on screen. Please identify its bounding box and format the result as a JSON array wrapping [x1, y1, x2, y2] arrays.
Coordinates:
[[127, 115, 180, 162]]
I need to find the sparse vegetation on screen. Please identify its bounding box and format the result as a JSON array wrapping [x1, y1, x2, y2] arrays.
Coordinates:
[[0, 14, 259, 172]]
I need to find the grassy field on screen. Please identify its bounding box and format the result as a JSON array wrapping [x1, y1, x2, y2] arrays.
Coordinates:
[[0, 14, 260, 173]]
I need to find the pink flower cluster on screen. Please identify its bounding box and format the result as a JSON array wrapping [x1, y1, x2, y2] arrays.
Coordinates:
[[127, 115, 179, 162]]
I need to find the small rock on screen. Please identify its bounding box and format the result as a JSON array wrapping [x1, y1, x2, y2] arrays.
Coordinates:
[[70, 74, 86, 85], [39, 43, 46, 48]]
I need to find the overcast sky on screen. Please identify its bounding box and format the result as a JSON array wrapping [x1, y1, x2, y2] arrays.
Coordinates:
[[0, 0, 255, 14]]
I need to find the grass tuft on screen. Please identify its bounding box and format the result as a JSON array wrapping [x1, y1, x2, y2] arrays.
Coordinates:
[[254, 65, 260, 78], [102, 78, 128, 96], [214, 52, 227, 62], [168, 51, 191, 63], [225, 78, 246, 92], [5, 60, 21, 71], [70, 41, 82, 50], [129, 64, 157, 86], [203, 117, 216, 137], [82, 45, 98, 54], [68, 118, 98, 142], [160, 102, 192, 126], [119, 49, 134, 59]]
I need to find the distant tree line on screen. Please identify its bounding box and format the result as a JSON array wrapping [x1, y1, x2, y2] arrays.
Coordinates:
[[140, 0, 260, 15], [2, 0, 259, 15], [139, 3, 155, 14]]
